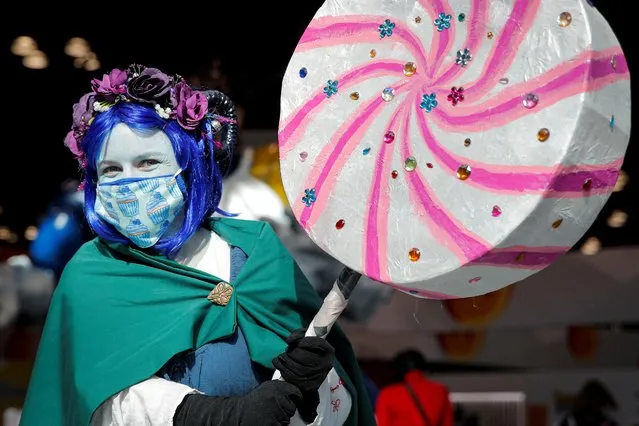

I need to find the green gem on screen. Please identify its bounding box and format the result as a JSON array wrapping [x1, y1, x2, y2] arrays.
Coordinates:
[[458, 13, 466, 22], [404, 157, 417, 172]]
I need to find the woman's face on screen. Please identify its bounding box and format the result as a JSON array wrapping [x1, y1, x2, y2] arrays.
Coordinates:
[[97, 123, 179, 183]]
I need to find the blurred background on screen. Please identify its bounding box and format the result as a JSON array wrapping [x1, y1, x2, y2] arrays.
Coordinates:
[[1, 3, 637, 426]]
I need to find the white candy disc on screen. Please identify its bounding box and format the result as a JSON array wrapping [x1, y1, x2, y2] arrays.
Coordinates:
[[278, 0, 630, 298]]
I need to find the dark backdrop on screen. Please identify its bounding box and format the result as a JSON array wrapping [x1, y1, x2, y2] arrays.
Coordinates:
[[0, 2, 635, 251]]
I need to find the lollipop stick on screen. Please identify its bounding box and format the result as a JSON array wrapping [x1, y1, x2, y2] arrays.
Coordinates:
[[272, 267, 361, 381]]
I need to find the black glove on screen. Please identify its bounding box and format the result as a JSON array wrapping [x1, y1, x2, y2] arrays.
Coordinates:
[[272, 329, 335, 423], [173, 380, 302, 426]]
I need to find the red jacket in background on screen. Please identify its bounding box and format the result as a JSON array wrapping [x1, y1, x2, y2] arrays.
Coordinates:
[[375, 370, 454, 426]]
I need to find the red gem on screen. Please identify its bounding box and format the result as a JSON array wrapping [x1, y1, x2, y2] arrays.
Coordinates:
[[335, 219, 345, 229], [426, 163, 433, 168], [582, 178, 593, 191], [391, 170, 398, 179]]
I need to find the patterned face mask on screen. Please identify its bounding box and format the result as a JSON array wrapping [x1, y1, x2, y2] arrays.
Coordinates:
[[94, 169, 186, 248]]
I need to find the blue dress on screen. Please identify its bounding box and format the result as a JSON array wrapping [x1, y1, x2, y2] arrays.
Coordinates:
[[158, 246, 273, 396]]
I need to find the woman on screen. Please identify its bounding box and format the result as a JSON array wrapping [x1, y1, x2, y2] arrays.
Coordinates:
[[376, 350, 453, 426], [20, 65, 374, 426]]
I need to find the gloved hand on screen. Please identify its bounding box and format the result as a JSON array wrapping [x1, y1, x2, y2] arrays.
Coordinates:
[[272, 329, 335, 423], [173, 380, 302, 426]]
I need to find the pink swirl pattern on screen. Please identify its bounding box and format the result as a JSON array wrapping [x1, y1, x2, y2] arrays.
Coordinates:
[[278, 0, 631, 297]]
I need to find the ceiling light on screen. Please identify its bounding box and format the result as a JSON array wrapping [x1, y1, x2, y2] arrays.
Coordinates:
[[607, 210, 628, 228], [0, 226, 11, 240], [580, 237, 601, 256], [24, 226, 38, 241], [11, 36, 37, 56], [84, 58, 101, 71], [23, 50, 49, 69], [64, 37, 90, 58], [613, 170, 628, 192]]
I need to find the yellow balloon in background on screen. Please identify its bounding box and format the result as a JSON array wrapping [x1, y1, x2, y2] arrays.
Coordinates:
[[250, 142, 289, 206]]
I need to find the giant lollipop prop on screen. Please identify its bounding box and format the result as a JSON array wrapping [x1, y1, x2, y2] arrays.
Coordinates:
[[277, 0, 630, 340]]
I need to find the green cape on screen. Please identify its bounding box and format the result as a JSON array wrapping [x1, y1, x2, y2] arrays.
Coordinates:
[[20, 218, 375, 426]]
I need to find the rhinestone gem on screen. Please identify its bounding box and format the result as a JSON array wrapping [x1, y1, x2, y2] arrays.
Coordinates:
[[299, 68, 308, 78], [391, 170, 398, 179], [522, 93, 539, 109], [335, 219, 345, 230], [464, 138, 471, 147], [384, 131, 395, 143], [350, 92, 360, 100], [426, 163, 433, 168], [403, 62, 417, 77], [558, 12, 572, 27], [415, 16, 422, 23], [409, 248, 421, 262], [382, 87, 395, 101], [363, 147, 371, 155], [487, 31, 494, 39], [369, 49, 377, 58], [468, 277, 481, 284], [404, 157, 417, 171], [582, 178, 593, 191], [499, 78, 509, 84], [299, 151, 308, 162], [458, 13, 466, 22], [552, 218, 563, 229], [611, 56, 617, 69], [537, 128, 550, 142], [457, 164, 471, 180], [515, 253, 526, 263], [492, 206, 502, 217]]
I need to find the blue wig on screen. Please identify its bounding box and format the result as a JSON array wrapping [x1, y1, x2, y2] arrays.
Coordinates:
[[81, 102, 229, 257]]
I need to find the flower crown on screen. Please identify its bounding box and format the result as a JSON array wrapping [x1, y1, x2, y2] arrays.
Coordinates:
[[65, 64, 238, 170]]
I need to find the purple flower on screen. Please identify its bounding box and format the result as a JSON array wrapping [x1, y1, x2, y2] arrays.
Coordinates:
[[64, 130, 83, 159], [72, 93, 95, 129], [91, 69, 127, 101], [172, 82, 208, 130], [127, 67, 173, 103]]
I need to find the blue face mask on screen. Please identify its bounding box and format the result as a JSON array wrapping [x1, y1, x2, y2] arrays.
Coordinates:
[[94, 169, 186, 248]]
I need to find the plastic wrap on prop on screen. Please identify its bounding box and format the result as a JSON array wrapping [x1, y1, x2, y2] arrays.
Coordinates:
[[278, 0, 630, 299], [279, 226, 394, 322]]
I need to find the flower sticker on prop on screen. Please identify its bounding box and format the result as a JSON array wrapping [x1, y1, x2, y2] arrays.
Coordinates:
[[378, 19, 396, 38], [456, 48, 473, 67], [448, 87, 465, 106], [420, 93, 438, 112], [323, 80, 339, 98], [434, 13, 452, 31], [302, 188, 317, 207]]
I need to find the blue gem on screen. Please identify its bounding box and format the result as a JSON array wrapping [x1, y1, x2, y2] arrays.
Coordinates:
[[302, 188, 317, 207], [363, 147, 371, 155], [299, 67, 308, 78], [378, 19, 396, 38], [434, 12, 452, 32], [419, 93, 438, 113], [610, 115, 615, 130], [323, 80, 339, 98]]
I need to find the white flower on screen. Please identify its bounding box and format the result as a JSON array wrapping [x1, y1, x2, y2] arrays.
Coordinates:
[[155, 103, 171, 119]]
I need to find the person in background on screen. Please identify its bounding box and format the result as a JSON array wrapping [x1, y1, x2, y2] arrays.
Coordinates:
[[29, 180, 91, 282], [556, 380, 619, 426], [376, 349, 454, 426]]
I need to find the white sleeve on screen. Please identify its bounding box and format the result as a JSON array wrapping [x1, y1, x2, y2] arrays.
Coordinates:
[[90, 376, 201, 426], [289, 368, 352, 426]]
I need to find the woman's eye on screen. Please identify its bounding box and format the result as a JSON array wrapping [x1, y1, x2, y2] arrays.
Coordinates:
[[139, 159, 161, 168], [101, 166, 121, 175]]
